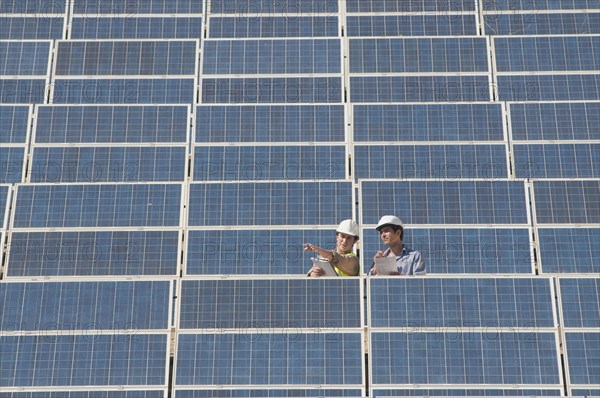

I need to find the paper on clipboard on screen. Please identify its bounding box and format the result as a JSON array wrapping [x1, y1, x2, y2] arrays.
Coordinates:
[[310, 257, 338, 276], [374, 256, 398, 275]]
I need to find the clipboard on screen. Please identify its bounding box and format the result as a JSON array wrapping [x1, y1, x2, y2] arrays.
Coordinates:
[[309, 257, 338, 276], [374, 256, 398, 275]]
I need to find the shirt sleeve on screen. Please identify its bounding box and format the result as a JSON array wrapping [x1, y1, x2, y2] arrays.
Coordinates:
[[331, 251, 360, 276], [411, 251, 426, 275]]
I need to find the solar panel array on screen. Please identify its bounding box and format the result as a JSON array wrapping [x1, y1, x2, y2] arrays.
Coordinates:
[[1, 0, 598, 397]]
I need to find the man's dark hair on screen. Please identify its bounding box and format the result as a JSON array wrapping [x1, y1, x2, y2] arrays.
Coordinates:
[[378, 224, 404, 241]]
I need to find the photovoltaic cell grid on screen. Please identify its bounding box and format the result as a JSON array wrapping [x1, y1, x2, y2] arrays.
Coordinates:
[[564, 332, 600, 386], [208, 17, 339, 38], [179, 279, 361, 329], [346, 0, 475, 12], [558, 278, 600, 328], [513, 144, 600, 178], [537, 228, 600, 274], [6, 231, 179, 277], [175, 333, 362, 386], [172, 390, 363, 397], [371, 389, 563, 397], [368, 278, 555, 328], [0, 391, 167, 398], [370, 331, 560, 385], [347, 15, 478, 37], [209, 0, 337, 13], [0, 281, 171, 331], [532, 180, 600, 225], [0, 18, 65, 40], [0, 106, 30, 144], [497, 74, 600, 101], [482, 0, 600, 10], [484, 13, 600, 35], [0, 41, 52, 76], [71, 18, 203, 40], [0, 79, 47, 104], [72, 0, 203, 14], [0, 147, 26, 184]]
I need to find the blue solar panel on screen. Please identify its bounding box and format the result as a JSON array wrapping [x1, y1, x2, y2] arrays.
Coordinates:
[[347, 15, 477, 37], [354, 144, 508, 179], [513, 144, 600, 178], [0, 391, 167, 398], [0, 105, 30, 143], [55, 41, 197, 76], [538, 228, 600, 273], [73, 0, 203, 14], [564, 332, 600, 385], [370, 331, 560, 385], [0, 0, 66, 14], [0, 17, 65, 40], [361, 180, 529, 225], [495, 36, 600, 72], [485, 13, 600, 35], [186, 229, 338, 275], [350, 38, 488, 73], [0, 147, 25, 183], [0, 41, 51, 76], [203, 39, 340, 74], [35, 105, 189, 143], [201, 77, 342, 103], [7, 231, 180, 276], [497, 75, 600, 101], [195, 105, 345, 143], [173, 390, 363, 397], [175, 333, 362, 385], [346, 0, 475, 12], [0, 334, 168, 387], [188, 181, 352, 226], [572, 390, 600, 397], [0, 281, 171, 331], [483, 0, 600, 10], [509, 102, 600, 141], [369, 278, 554, 328], [350, 76, 491, 102], [52, 78, 195, 104], [30, 146, 187, 182], [0, 79, 47, 103], [559, 278, 600, 328], [180, 279, 361, 329], [210, 0, 337, 14], [209, 17, 339, 38], [71, 17, 203, 39], [12, 184, 182, 228], [193, 145, 346, 181], [371, 389, 563, 397], [533, 180, 600, 224], [353, 104, 504, 142], [362, 228, 533, 274]]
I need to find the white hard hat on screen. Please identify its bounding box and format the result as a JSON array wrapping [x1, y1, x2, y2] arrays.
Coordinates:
[[336, 219, 359, 238], [376, 215, 403, 231]]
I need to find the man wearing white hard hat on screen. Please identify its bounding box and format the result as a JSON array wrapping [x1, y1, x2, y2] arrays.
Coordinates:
[[369, 215, 425, 275], [304, 219, 360, 277]]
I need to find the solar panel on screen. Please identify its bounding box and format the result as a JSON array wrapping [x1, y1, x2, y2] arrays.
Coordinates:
[[0, 147, 25, 183], [12, 183, 182, 228], [532, 180, 600, 224], [195, 105, 345, 143], [72, 0, 203, 14], [0, 334, 168, 387], [370, 331, 561, 385], [179, 279, 361, 329], [201, 77, 342, 103], [537, 228, 600, 274], [353, 144, 508, 179], [563, 332, 600, 386], [71, 17, 203, 39], [350, 38, 488, 73], [361, 227, 533, 274], [209, 17, 339, 38], [187, 181, 352, 226], [558, 278, 600, 328], [0, 17, 65, 40], [347, 15, 478, 37], [0, 79, 47, 103], [497, 75, 600, 101], [485, 13, 600, 35], [368, 278, 555, 328], [483, 0, 600, 10], [6, 231, 180, 277], [346, 0, 476, 12], [173, 390, 363, 397], [175, 332, 362, 385], [193, 145, 346, 181], [513, 144, 600, 178], [494, 36, 600, 72], [34, 105, 189, 143], [353, 103, 505, 142], [350, 76, 491, 102], [1, 0, 66, 14], [55, 41, 197, 76], [509, 102, 600, 141], [203, 39, 340, 74], [371, 388, 564, 396], [29, 146, 187, 182], [209, 0, 337, 14], [0, 41, 52, 76], [0, 105, 30, 143], [0, 281, 171, 330], [360, 180, 529, 225], [52, 78, 195, 104], [0, 391, 167, 398]]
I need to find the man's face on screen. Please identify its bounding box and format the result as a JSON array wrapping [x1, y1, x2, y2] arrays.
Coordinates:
[[336, 232, 356, 253], [379, 226, 401, 247]]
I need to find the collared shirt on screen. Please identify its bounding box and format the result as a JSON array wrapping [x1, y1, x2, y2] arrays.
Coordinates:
[[369, 246, 425, 276]]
